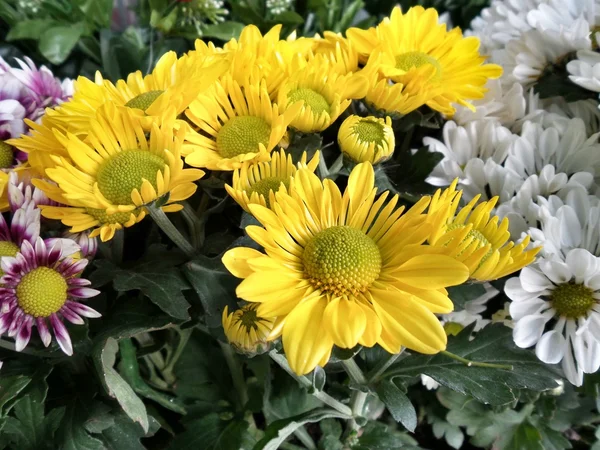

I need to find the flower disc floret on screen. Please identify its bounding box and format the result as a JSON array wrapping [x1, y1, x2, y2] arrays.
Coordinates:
[[287, 88, 331, 115], [124, 90, 165, 111], [216, 116, 272, 158], [395, 51, 442, 77], [551, 283, 595, 319], [17, 267, 67, 317], [0, 142, 14, 168]]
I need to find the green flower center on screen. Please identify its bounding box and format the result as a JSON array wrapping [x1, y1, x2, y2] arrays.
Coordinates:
[[85, 208, 136, 225], [395, 51, 442, 78], [551, 283, 595, 319], [0, 141, 14, 169], [17, 267, 67, 318], [447, 224, 493, 263], [247, 176, 289, 206], [303, 225, 381, 296], [288, 88, 331, 115], [125, 90, 164, 111], [216, 116, 272, 158], [96, 150, 165, 205], [353, 119, 385, 146], [0, 241, 19, 278]]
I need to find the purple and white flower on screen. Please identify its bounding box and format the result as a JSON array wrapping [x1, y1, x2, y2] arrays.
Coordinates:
[[7, 171, 57, 212], [0, 238, 100, 355]]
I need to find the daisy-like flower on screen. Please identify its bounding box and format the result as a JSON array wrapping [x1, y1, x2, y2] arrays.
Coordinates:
[[276, 56, 368, 133], [460, 157, 522, 203], [425, 181, 540, 282], [506, 249, 600, 386], [222, 303, 275, 355], [425, 120, 517, 187], [223, 163, 470, 375], [567, 49, 600, 93], [337, 115, 395, 164], [0, 74, 29, 140], [184, 75, 303, 171], [34, 104, 204, 241], [527, 0, 598, 33], [7, 171, 56, 212], [0, 238, 100, 355], [310, 31, 360, 75], [347, 6, 502, 116], [51, 50, 228, 133], [225, 149, 319, 212], [0, 201, 40, 270]]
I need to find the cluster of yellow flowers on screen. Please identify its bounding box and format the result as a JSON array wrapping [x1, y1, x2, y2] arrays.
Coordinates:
[[8, 6, 532, 375]]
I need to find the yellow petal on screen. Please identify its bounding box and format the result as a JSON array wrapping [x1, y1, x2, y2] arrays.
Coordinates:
[[323, 298, 367, 349], [222, 247, 265, 278], [390, 255, 469, 289]]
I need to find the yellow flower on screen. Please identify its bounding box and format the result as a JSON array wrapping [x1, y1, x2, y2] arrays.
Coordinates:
[[183, 75, 302, 171], [426, 181, 540, 281], [35, 104, 204, 242], [49, 50, 228, 133], [338, 115, 395, 164], [225, 149, 320, 212], [347, 6, 502, 116], [277, 57, 369, 133], [310, 32, 359, 74], [222, 163, 469, 375], [222, 303, 275, 355], [0, 170, 8, 212]]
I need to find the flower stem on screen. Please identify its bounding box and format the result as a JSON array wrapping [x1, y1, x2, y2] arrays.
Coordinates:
[[181, 201, 203, 250], [441, 350, 514, 370], [293, 426, 317, 450], [269, 350, 352, 417], [148, 206, 195, 258], [221, 341, 249, 410], [327, 154, 344, 177], [162, 327, 192, 385], [341, 358, 367, 385], [366, 349, 404, 383]]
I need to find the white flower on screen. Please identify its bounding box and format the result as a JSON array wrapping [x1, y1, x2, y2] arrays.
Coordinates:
[[452, 79, 527, 127], [469, 0, 541, 53], [498, 21, 591, 89], [425, 120, 517, 187], [527, 0, 598, 32], [506, 248, 600, 386], [567, 49, 600, 93], [460, 158, 522, 203]]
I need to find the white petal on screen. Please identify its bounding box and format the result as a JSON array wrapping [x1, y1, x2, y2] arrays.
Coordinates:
[[513, 315, 549, 348], [520, 266, 553, 292], [535, 330, 565, 364], [566, 249, 598, 283]]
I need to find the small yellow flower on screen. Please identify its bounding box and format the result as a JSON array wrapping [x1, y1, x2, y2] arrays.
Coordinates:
[[338, 115, 395, 164], [35, 104, 204, 242], [184, 75, 303, 171], [425, 180, 540, 281], [225, 149, 320, 212], [222, 303, 275, 355], [277, 57, 369, 133], [310, 31, 359, 74]]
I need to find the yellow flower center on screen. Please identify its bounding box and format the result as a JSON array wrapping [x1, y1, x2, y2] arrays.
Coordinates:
[[96, 150, 165, 205], [0, 241, 19, 278], [0, 141, 14, 168], [447, 223, 493, 262], [125, 90, 164, 111], [551, 283, 595, 319], [395, 51, 442, 78], [303, 226, 381, 296], [86, 208, 136, 225], [353, 119, 385, 146], [287, 88, 331, 115], [216, 116, 271, 158], [17, 267, 67, 318], [247, 176, 289, 206]]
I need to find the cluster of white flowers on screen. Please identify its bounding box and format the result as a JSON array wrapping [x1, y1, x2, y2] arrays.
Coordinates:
[[425, 0, 600, 386]]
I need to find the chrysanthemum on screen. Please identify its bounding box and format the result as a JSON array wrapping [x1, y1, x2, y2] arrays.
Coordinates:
[[506, 249, 600, 386], [0, 238, 100, 355], [567, 49, 600, 93], [223, 163, 469, 375], [310, 32, 359, 75], [347, 6, 502, 116], [184, 75, 302, 171], [426, 181, 540, 281], [225, 149, 319, 212], [0, 201, 40, 269], [222, 303, 275, 355], [34, 104, 204, 241], [50, 50, 227, 133], [337, 115, 395, 164], [276, 57, 369, 133], [7, 170, 56, 212]]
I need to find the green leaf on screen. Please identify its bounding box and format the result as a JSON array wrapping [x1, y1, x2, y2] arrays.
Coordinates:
[[83, 403, 114, 434], [38, 24, 85, 65], [57, 401, 105, 450], [6, 19, 56, 41], [170, 413, 253, 450], [0, 375, 32, 416], [182, 255, 239, 328], [78, 0, 114, 28], [254, 408, 351, 450], [446, 283, 487, 310], [384, 325, 559, 406], [93, 337, 148, 432], [270, 11, 304, 26], [202, 22, 246, 41], [101, 411, 160, 450], [375, 380, 417, 432], [505, 422, 544, 450], [353, 421, 419, 449]]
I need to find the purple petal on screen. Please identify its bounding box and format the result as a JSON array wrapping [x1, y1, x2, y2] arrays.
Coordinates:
[[65, 301, 101, 318], [1, 256, 19, 277], [50, 313, 72, 356], [46, 239, 62, 266], [68, 278, 91, 287], [7, 309, 24, 336], [59, 259, 87, 278], [35, 237, 47, 266], [60, 307, 84, 325], [14, 316, 32, 351], [0, 310, 14, 333], [0, 214, 11, 241], [67, 287, 100, 299], [36, 317, 51, 347]]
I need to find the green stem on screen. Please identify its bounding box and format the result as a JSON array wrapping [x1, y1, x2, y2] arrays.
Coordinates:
[[327, 154, 344, 177], [318, 156, 329, 178], [181, 202, 202, 250], [162, 328, 192, 385], [269, 350, 352, 417], [367, 349, 404, 383], [220, 342, 249, 410], [341, 358, 367, 385], [148, 206, 195, 258], [293, 426, 317, 450], [441, 351, 514, 370]]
